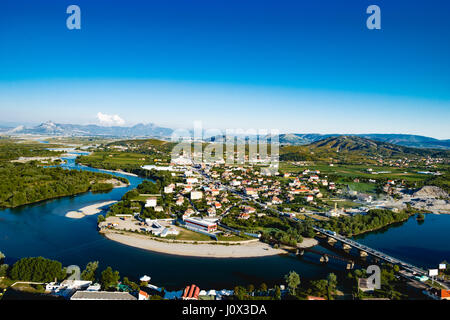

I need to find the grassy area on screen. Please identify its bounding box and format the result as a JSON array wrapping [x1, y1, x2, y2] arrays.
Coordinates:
[[280, 161, 434, 183], [322, 200, 360, 208], [130, 194, 162, 201], [346, 182, 377, 194], [174, 228, 213, 241], [79, 151, 150, 166], [216, 231, 252, 242]]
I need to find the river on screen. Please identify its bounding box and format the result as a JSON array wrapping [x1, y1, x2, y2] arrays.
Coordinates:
[[0, 156, 448, 289]]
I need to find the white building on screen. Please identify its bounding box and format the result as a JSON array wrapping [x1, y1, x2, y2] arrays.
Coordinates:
[[184, 218, 217, 232], [190, 191, 203, 200], [145, 198, 157, 207], [186, 177, 199, 184], [164, 186, 174, 194]]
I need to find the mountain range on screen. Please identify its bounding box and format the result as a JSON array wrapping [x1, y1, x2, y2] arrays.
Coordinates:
[[0, 121, 173, 138], [210, 133, 450, 150], [1, 121, 449, 150], [279, 136, 449, 161], [277, 133, 450, 150]]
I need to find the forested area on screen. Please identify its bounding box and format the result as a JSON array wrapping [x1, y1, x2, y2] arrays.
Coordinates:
[[0, 141, 61, 161], [317, 209, 413, 237], [0, 163, 127, 208], [9, 257, 66, 282]]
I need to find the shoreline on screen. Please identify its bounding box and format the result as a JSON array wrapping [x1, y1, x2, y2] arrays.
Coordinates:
[[66, 201, 117, 219], [77, 163, 139, 177], [102, 230, 289, 258]]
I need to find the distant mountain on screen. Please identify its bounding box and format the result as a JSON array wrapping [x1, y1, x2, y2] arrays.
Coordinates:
[[3, 121, 449, 150], [209, 133, 450, 150], [280, 136, 449, 162], [3, 121, 173, 138], [277, 133, 450, 150], [356, 134, 450, 150]]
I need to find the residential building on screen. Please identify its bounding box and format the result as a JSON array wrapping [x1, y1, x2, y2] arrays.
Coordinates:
[[182, 284, 200, 300], [190, 190, 203, 200], [145, 197, 157, 208], [184, 218, 217, 232]]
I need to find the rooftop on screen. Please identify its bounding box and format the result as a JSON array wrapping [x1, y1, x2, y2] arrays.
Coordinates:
[[70, 291, 137, 300]]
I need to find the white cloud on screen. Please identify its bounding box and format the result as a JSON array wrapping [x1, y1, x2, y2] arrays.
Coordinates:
[[96, 112, 125, 126]]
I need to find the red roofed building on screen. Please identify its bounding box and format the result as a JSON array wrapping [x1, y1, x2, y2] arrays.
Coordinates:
[[440, 289, 450, 300], [182, 284, 200, 300], [307, 296, 326, 300], [138, 290, 149, 300]]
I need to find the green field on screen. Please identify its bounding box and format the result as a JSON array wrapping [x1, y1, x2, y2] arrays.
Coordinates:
[[280, 161, 433, 183], [174, 228, 213, 241]]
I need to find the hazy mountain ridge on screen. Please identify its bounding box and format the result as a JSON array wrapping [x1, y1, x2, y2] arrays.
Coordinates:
[[279, 136, 449, 162], [2, 121, 449, 150], [277, 133, 450, 150], [3, 121, 174, 138]]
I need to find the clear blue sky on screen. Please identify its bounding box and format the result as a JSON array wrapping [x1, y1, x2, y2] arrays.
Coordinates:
[[0, 0, 449, 138]]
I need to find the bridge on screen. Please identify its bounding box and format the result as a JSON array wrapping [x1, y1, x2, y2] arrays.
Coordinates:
[[312, 226, 427, 276]]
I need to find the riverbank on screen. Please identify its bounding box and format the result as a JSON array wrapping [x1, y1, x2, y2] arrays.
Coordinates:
[[65, 201, 117, 219], [102, 230, 287, 258], [102, 178, 129, 188], [297, 238, 319, 248], [76, 163, 139, 177]]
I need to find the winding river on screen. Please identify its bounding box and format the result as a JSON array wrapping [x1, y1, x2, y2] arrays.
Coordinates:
[[0, 155, 448, 289]]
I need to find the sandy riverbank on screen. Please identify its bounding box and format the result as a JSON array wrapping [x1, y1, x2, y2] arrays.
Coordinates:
[[76, 164, 139, 177], [66, 201, 117, 219], [297, 238, 319, 248], [103, 231, 287, 258], [102, 178, 129, 188]]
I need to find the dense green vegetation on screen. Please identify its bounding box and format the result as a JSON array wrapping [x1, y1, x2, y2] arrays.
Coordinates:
[[347, 264, 407, 300], [233, 271, 339, 300], [0, 140, 62, 161], [317, 209, 414, 237], [280, 136, 449, 164], [9, 257, 66, 282], [222, 212, 316, 246], [0, 163, 128, 208], [75, 139, 176, 175], [90, 182, 114, 193], [80, 261, 99, 282], [100, 266, 120, 290]]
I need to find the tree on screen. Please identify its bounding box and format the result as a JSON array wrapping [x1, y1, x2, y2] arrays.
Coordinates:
[[0, 264, 8, 277], [327, 273, 337, 290], [97, 215, 106, 223], [9, 257, 65, 282], [309, 279, 328, 297], [326, 273, 337, 300], [285, 271, 300, 295], [81, 261, 99, 282], [259, 282, 268, 293], [0, 251, 5, 263], [233, 286, 247, 300], [247, 284, 255, 295], [274, 285, 281, 300], [100, 267, 120, 290]]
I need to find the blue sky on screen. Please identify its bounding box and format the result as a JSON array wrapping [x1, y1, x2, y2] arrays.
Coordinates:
[[0, 0, 449, 138]]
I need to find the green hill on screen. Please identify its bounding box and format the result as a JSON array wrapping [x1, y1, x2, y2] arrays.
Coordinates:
[[280, 136, 449, 162]]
